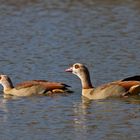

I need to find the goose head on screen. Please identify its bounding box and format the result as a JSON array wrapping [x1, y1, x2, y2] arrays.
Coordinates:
[[0, 75, 9, 84], [65, 63, 93, 89], [65, 63, 86, 78], [0, 75, 14, 89]]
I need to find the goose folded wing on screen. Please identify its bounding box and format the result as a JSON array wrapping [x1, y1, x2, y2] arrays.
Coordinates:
[[15, 80, 70, 90]]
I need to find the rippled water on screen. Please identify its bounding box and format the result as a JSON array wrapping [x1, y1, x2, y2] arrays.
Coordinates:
[[0, 0, 140, 140]]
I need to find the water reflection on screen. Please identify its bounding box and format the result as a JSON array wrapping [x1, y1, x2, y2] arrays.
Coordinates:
[[122, 96, 140, 105], [0, 97, 9, 123], [0, 0, 140, 139], [71, 96, 140, 139]]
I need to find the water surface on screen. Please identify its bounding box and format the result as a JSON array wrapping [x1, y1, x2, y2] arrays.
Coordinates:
[[0, 0, 140, 140]]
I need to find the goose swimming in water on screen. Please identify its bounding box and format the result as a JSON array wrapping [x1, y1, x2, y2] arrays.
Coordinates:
[[65, 63, 140, 100], [0, 74, 71, 97]]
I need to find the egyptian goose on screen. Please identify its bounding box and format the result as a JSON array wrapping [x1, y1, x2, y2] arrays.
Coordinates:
[[0, 74, 71, 97], [65, 63, 140, 100]]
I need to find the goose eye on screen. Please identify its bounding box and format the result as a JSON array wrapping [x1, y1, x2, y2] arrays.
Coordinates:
[[74, 64, 80, 69], [0, 76, 1, 80]]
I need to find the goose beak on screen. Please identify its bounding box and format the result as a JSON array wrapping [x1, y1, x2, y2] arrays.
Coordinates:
[[65, 67, 73, 73]]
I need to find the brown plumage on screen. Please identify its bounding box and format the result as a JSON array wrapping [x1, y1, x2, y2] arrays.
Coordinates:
[[65, 63, 140, 100], [0, 75, 71, 97], [15, 80, 69, 91]]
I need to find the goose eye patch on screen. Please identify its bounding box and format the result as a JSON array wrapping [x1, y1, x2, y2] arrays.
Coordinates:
[[75, 64, 80, 69]]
